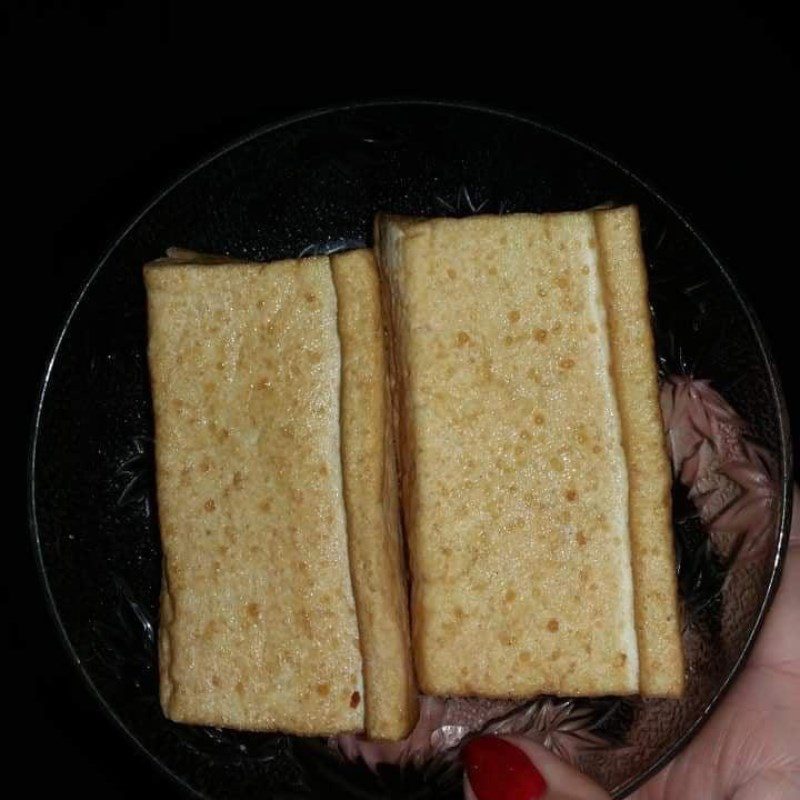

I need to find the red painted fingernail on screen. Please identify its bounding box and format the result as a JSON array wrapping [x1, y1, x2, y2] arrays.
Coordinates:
[[462, 736, 547, 800]]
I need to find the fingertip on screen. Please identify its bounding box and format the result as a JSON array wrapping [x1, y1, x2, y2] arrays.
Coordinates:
[[501, 737, 612, 799], [461, 734, 611, 800]]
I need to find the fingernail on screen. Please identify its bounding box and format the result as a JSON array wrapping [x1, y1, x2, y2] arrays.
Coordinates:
[[462, 736, 547, 800]]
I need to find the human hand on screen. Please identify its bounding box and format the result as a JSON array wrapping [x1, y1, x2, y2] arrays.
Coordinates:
[[462, 487, 800, 800]]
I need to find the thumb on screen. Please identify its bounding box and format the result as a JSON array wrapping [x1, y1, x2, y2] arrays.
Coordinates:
[[462, 735, 611, 800]]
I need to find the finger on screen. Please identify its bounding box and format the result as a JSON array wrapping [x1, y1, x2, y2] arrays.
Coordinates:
[[749, 484, 800, 668], [462, 734, 611, 800]]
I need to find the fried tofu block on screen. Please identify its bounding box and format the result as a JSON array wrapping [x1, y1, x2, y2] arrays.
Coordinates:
[[376, 213, 640, 697], [145, 252, 364, 734], [332, 249, 419, 739], [595, 207, 684, 697]]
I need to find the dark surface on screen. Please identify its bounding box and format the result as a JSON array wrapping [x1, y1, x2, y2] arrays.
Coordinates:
[[8, 2, 798, 798]]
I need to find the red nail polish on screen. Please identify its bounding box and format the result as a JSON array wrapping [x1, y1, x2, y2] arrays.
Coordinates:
[[462, 736, 547, 800]]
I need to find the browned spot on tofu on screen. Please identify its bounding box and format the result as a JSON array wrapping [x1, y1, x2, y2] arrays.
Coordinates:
[[220, 428, 230, 440], [456, 331, 471, 346], [552, 321, 563, 333], [296, 560, 309, 573], [577, 531, 588, 546], [534, 412, 545, 425], [304, 292, 317, 303], [203, 381, 216, 395], [316, 683, 330, 697], [519, 428, 531, 440], [232, 471, 243, 488], [204, 499, 216, 512], [300, 611, 313, 634], [559, 357, 575, 370], [565, 488, 578, 502], [199, 458, 211, 473], [504, 589, 516, 603], [202, 620, 218, 640], [256, 377, 269, 390], [172, 399, 184, 410], [308, 351, 322, 364], [584, 642, 592, 654], [556, 275, 568, 289], [211, 675, 221, 687], [280, 425, 294, 440], [547, 618, 560, 632], [533, 328, 548, 343], [246, 602, 260, 620], [319, 463, 329, 477], [350, 691, 361, 709], [488, 266, 498, 276], [499, 633, 516, 646], [235, 681, 244, 695], [550, 648, 562, 660], [508, 309, 521, 323], [447, 267, 457, 279], [519, 651, 531, 663], [504, 334, 514, 346], [592, 444, 602, 454], [256, 299, 265, 309], [617, 652, 628, 667], [259, 499, 272, 513]]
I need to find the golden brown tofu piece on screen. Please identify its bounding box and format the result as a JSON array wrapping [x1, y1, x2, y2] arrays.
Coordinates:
[[146, 252, 364, 734], [332, 249, 418, 739], [595, 207, 684, 697], [376, 213, 640, 698]]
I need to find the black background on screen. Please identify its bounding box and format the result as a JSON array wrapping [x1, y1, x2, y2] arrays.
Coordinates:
[[7, 2, 797, 797]]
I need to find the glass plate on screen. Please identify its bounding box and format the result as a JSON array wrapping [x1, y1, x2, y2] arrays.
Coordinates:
[[29, 102, 793, 799]]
